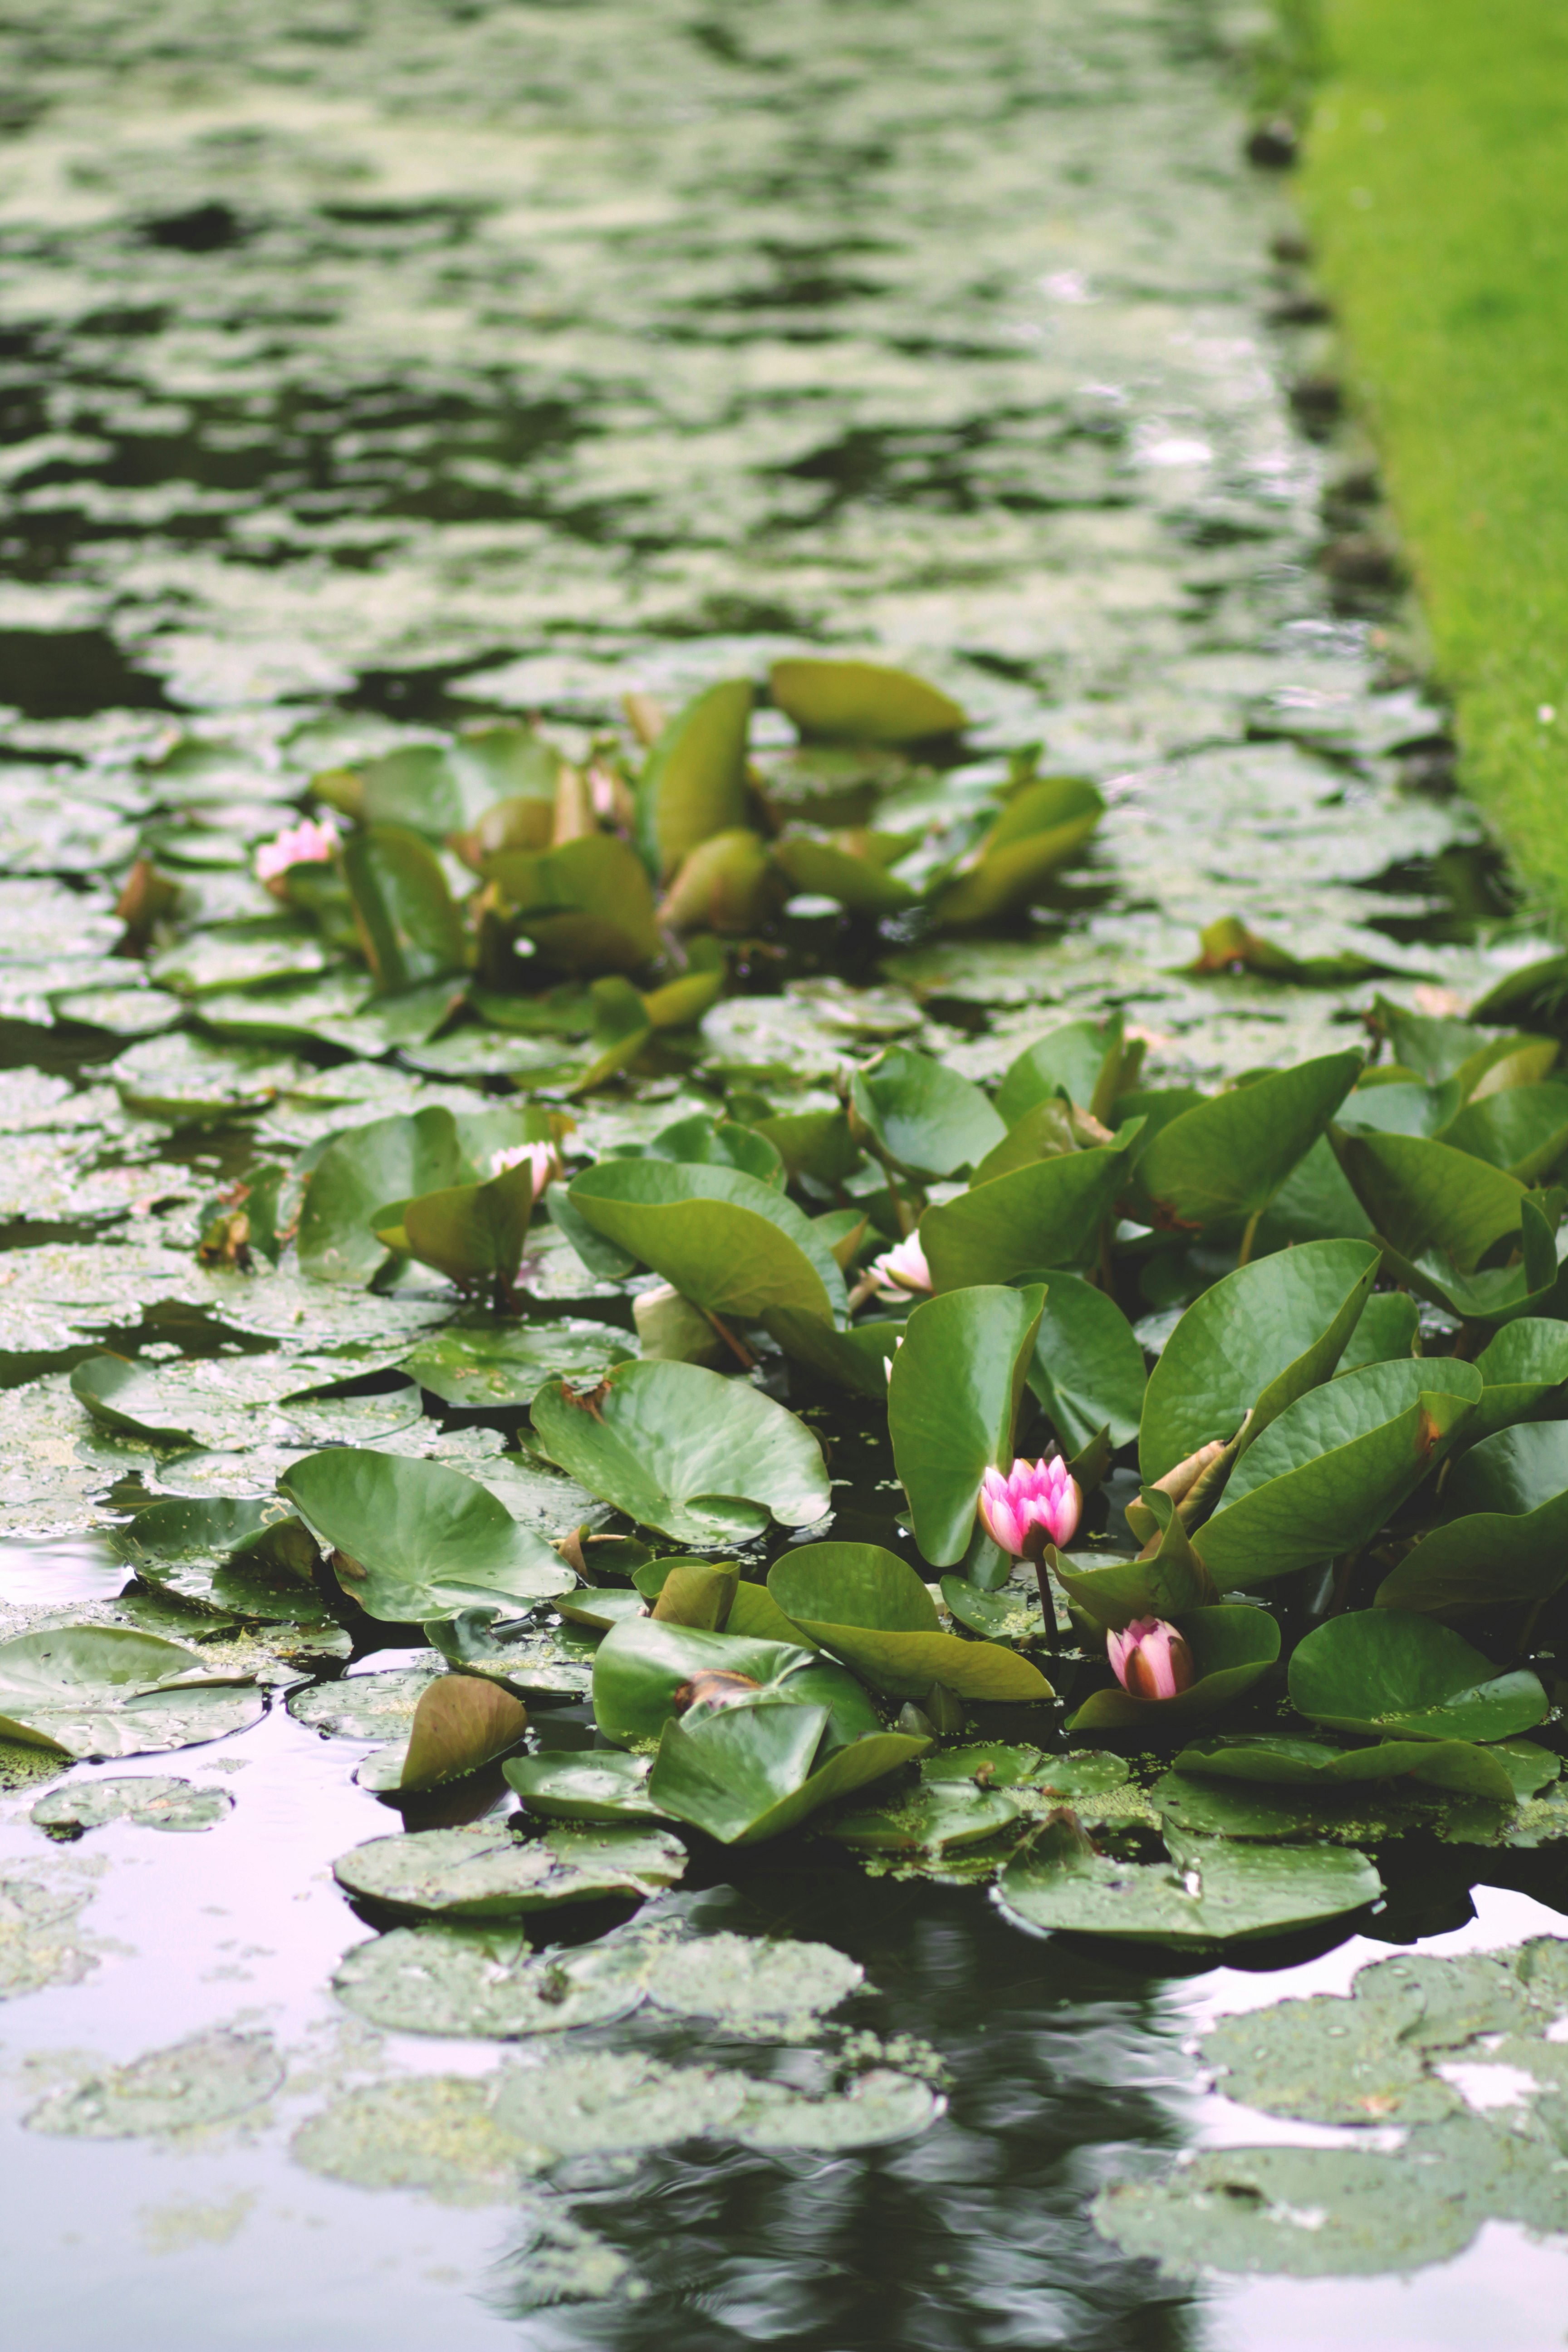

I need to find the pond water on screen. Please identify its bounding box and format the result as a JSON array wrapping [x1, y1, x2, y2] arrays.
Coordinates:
[[1, 2, 1566, 2346]]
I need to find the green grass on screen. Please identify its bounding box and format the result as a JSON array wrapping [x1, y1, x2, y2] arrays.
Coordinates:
[[1293, 0, 1568, 919]]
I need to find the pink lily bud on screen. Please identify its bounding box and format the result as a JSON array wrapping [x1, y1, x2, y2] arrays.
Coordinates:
[[977, 1455, 1082, 1562], [490, 1141, 561, 1202], [1106, 1617, 1194, 1702], [869, 1233, 931, 1294], [255, 813, 340, 885]]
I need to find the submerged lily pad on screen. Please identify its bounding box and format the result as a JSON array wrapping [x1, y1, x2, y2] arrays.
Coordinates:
[[734, 2066, 943, 2150], [0, 1876, 101, 2000], [290, 2075, 532, 2206], [333, 1820, 687, 1917]]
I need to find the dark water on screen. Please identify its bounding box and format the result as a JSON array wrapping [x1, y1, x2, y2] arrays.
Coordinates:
[[1, 3, 1566, 2347]]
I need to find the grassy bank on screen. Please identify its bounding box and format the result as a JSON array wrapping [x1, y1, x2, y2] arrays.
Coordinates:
[[1290, 0, 1568, 917]]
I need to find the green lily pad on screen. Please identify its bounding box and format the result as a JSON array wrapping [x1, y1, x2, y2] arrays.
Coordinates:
[[289, 1665, 440, 1742], [566, 1159, 845, 1324], [30, 1776, 233, 1835], [648, 1699, 928, 1843], [938, 1578, 1049, 1645], [1470, 1316, 1568, 1440], [1197, 1357, 1483, 1588], [25, 2028, 282, 2140], [1377, 1421, 1568, 1615], [774, 828, 921, 915], [333, 1821, 687, 1917], [1137, 1239, 1381, 1484], [1065, 1607, 1280, 1732], [921, 1744, 1130, 1798], [342, 824, 469, 994], [769, 657, 965, 745], [332, 1923, 650, 2038], [425, 1612, 598, 1700], [388, 1161, 541, 1291], [1172, 1732, 1544, 1805], [355, 726, 561, 839], [887, 1284, 1044, 1570], [0, 1626, 260, 1759], [638, 1928, 866, 2027], [997, 1818, 1381, 1947], [590, 1616, 881, 1750], [1332, 1128, 1530, 1272], [848, 1046, 1005, 1181], [298, 1106, 469, 1284], [1289, 1611, 1549, 1742], [288, 2074, 533, 2205], [398, 1317, 634, 1407], [1336, 1287, 1420, 1371], [768, 1543, 1054, 1701], [763, 1308, 906, 1398], [734, 2065, 943, 2151], [931, 778, 1105, 927], [995, 1018, 1130, 1126], [279, 1450, 574, 1623], [1137, 1052, 1363, 1228], [490, 836, 664, 973], [1440, 1080, 1568, 1182], [921, 1137, 1135, 1290], [826, 1779, 1021, 1853], [636, 678, 753, 877], [1023, 1271, 1146, 1453], [504, 1750, 672, 1823], [530, 1359, 831, 1546]]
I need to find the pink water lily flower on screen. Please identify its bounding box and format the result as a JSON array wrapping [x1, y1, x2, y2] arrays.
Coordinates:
[[1107, 1617, 1194, 1702], [490, 1141, 561, 1200], [978, 1455, 1081, 1562], [255, 813, 340, 884], [870, 1233, 931, 1294]]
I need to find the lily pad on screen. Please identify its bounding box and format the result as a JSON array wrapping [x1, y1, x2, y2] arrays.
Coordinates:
[[769, 657, 965, 745], [1377, 1420, 1568, 1615], [333, 1821, 688, 1917], [279, 1450, 574, 1623], [1171, 1732, 1546, 1806], [1470, 1316, 1568, 1441], [1137, 1052, 1363, 1228], [425, 1613, 598, 1700], [997, 1818, 1382, 1947], [1197, 1357, 1483, 1588], [638, 1929, 865, 2028], [290, 2075, 532, 2205], [848, 1046, 1005, 1181], [826, 1779, 1021, 1853], [504, 1750, 672, 1823], [288, 1665, 440, 1742], [636, 678, 753, 878], [358, 1675, 530, 1794], [1064, 1607, 1280, 1732], [768, 1543, 1054, 1702], [590, 1617, 881, 1750], [735, 2065, 943, 2150], [399, 1318, 635, 1408], [530, 1359, 831, 1545], [342, 824, 469, 994], [921, 1137, 1135, 1290], [1024, 1271, 1146, 1453], [1137, 1239, 1381, 1485], [887, 1285, 1044, 1569], [333, 1923, 650, 2038], [0, 1626, 261, 1759], [1288, 1611, 1549, 1743], [931, 777, 1105, 927], [25, 2028, 282, 2140], [566, 1158, 846, 1323], [30, 1776, 233, 1835], [648, 1700, 928, 1843], [298, 1106, 468, 1285], [1332, 1128, 1531, 1272]]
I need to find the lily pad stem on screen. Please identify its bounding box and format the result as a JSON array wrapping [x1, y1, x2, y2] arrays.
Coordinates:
[[1236, 1208, 1262, 1268], [703, 1308, 757, 1371]]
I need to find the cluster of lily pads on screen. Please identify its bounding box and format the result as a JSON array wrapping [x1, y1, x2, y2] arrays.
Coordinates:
[[35, 879, 1568, 1955]]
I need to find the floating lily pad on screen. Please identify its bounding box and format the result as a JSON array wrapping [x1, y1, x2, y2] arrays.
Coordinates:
[[1376, 1419, 1568, 1615], [333, 1924, 650, 2038], [504, 1750, 672, 1823], [26, 2029, 281, 2140], [492, 2046, 748, 2159], [997, 1820, 1381, 1947], [849, 1047, 1004, 1181], [639, 1929, 865, 2029], [531, 1359, 831, 1546], [0, 1626, 261, 1759], [425, 1613, 598, 1700], [333, 1821, 686, 1917], [279, 1449, 574, 1622], [357, 1676, 530, 1794], [31, 1776, 233, 1835], [399, 1318, 635, 1408], [288, 1665, 440, 1741], [921, 1744, 1130, 1798], [826, 1780, 1021, 1853], [938, 1578, 1048, 1646], [1171, 1732, 1549, 1805], [1288, 1611, 1549, 1743]]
